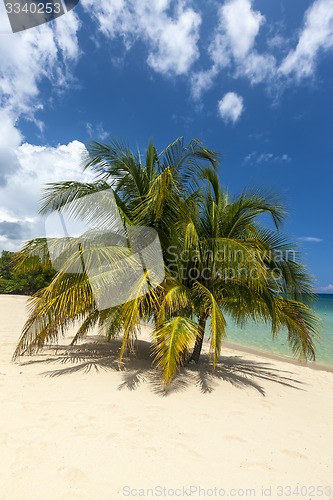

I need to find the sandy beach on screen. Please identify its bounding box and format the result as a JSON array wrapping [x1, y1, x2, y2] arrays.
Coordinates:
[[0, 294, 332, 500]]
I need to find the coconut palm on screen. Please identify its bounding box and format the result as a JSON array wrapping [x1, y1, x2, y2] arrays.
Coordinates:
[[150, 178, 318, 381], [13, 138, 218, 359], [13, 137, 319, 383]]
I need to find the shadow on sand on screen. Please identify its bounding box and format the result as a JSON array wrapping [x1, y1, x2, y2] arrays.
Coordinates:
[[19, 337, 305, 396]]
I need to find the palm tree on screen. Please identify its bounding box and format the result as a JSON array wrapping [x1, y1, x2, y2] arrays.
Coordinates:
[[13, 138, 218, 358], [150, 178, 318, 381], [13, 137, 319, 383]]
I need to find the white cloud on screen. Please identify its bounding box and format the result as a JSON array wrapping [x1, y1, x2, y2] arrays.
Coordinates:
[[0, 141, 92, 251], [190, 66, 219, 100], [244, 151, 292, 164], [215, 0, 264, 60], [191, 0, 333, 100], [80, 0, 201, 76], [297, 236, 323, 243], [254, 152, 274, 163], [0, 5, 80, 117], [0, 109, 23, 186], [236, 52, 277, 84], [280, 0, 333, 79], [218, 92, 244, 124], [54, 10, 81, 62], [192, 0, 276, 99], [147, 5, 201, 75], [0, 6, 82, 250]]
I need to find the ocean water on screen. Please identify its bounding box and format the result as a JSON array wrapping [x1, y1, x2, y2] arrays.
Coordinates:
[[221, 295, 333, 369]]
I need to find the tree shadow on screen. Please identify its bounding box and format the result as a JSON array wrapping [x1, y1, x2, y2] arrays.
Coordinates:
[[188, 354, 304, 396], [19, 337, 305, 396]]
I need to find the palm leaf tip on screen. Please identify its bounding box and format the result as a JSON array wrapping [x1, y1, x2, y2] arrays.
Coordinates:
[[152, 317, 198, 384], [273, 297, 320, 362]]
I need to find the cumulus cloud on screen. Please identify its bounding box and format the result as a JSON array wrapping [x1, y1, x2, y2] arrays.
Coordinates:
[[280, 0, 333, 79], [0, 4, 80, 117], [191, 0, 275, 99], [218, 92, 244, 124], [0, 2, 82, 199], [0, 141, 92, 251], [80, 0, 201, 76], [212, 0, 264, 61]]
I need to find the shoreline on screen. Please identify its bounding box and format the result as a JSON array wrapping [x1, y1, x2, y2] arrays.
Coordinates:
[[4, 294, 332, 374], [221, 340, 333, 374]]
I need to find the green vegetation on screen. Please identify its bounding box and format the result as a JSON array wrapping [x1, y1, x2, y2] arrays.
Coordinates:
[[13, 137, 319, 382], [0, 250, 55, 295]]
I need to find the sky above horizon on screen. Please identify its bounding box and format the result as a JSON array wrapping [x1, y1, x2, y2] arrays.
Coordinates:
[[0, 0, 333, 292]]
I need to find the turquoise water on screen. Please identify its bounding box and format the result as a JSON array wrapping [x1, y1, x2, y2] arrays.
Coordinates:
[[220, 295, 333, 369]]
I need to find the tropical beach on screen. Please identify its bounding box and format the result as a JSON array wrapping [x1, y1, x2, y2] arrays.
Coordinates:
[[1, 294, 333, 500]]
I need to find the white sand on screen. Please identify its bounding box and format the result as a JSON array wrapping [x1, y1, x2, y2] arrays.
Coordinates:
[[0, 295, 332, 500]]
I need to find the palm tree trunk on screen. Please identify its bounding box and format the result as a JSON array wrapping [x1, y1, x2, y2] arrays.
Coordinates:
[[190, 315, 207, 363]]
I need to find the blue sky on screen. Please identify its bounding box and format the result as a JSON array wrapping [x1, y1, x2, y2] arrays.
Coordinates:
[[0, 0, 333, 291]]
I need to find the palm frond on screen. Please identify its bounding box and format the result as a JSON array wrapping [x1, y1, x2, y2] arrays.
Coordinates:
[[271, 297, 320, 360], [39, 180, 111, 215], [13, 271, 94, 359], [152, 317, 198, 383]]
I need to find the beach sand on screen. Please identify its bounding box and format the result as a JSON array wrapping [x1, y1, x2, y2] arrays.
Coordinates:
[[0, 295, 332, 500]]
